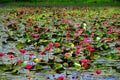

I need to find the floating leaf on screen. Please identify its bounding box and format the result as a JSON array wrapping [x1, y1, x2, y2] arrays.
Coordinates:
[[16, 43, 26, 49], [35, 64, 43, 70], [74, 63, 81, 68], [54, 63, 63, 70]]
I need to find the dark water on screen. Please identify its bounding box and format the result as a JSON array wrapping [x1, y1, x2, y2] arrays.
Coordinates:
[[0, 4, 4, 7]]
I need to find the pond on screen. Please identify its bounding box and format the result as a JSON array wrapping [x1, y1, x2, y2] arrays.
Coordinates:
[[0, 7, 120, 80]]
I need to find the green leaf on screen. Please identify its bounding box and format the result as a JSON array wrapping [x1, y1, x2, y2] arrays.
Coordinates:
[[96, 43, 103, 48], [92, 55, 100, 60], [54, 63, 62, 70], [11, 69, 17, 74], [74, 63, 81, 68], [51, 38, 56, 42], [63, 63, 68, 67], [35, 64, 43, 70], [16, 43, 26, 49], [102, 45, 109, 50], [26, 33, 31, 40], [0, 64, 11, 71], [105, 54, 111, 59], [111, 54, 118, 59]]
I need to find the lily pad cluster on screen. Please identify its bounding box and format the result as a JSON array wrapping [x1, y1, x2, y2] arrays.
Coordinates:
[[0, 7, 120, 76]]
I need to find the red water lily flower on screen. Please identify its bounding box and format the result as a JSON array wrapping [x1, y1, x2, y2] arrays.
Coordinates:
[[76, 46, 81, 49], [25, 64, 32, 70], [66, 34, 70, 41], [43, 27, 48, 31], [81, 59, 89, 68], [28, 52, 34, 57], [39, 51, 44, 55], [64, 53, 71, 57], [57, 76, 64, 80], [16, 60, 23, 64], [81, 59, 89, 63], [74, 33, 79, 38], [8, 55, 15, 59], [118, 38, 120, 42], [11, 22, 17, 26], [61, 46, 65, 51], [86, 45, 95, 53], [95, 70, 102, 75], [30, 32, 34, 37], [115, 30, 120, 34], [82, 63, 88, 67], [117, 47, 120, 50], [35, 28, 39, 32], [106, 31, 111, 35], [47, 43, 53, 48], [28, 18, 33, 23], [26, 24, 30, 27], [0, 52, 5, 57], [19, 49, 26, 54], [44, 47, 51, 51], [79, 38, 90, 44], [75, 49, 81, 54], [82, 34, 88, 37], [33, 34, 39, 38], [54, 42, 60, 47]]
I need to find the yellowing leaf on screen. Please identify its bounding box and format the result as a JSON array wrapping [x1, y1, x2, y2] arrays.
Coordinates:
[[71, 43, 74, 48], [40, 39, 48, 42]]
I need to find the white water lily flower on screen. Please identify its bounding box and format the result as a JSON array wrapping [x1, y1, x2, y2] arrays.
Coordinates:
[[96, 37, 101, 41], [83, 23, 87, 27], [83, 23, 87, 30]]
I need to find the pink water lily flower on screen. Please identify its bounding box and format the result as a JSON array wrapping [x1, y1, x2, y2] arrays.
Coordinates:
[[83, 38, 90, 43]]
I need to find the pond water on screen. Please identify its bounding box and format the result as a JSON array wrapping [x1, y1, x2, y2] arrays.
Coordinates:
[[0, 70, 120, 80]]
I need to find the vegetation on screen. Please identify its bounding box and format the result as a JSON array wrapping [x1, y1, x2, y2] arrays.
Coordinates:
[[0, 0, 120, 7], [0, 0, 119, 3]]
